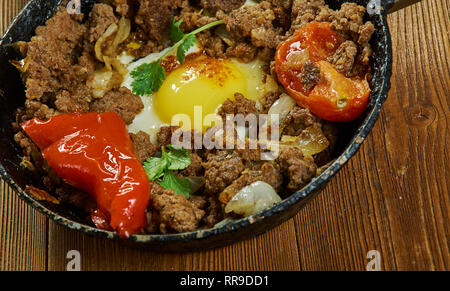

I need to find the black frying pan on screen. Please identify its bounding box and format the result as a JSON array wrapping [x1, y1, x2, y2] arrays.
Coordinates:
[[0, 0, 419, 251]]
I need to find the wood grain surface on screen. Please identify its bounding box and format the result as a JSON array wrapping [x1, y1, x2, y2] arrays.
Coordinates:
[[1, 0, 448, 271]]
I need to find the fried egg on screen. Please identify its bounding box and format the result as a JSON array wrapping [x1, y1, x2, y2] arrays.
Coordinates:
[[122, 43, 278, 143]]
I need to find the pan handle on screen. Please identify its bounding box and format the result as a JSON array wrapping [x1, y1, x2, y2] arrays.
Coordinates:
[[386, 0, 422, 13]]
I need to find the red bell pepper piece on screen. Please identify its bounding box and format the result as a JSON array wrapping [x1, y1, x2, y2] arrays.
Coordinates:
[[22, 112, 150, 238]]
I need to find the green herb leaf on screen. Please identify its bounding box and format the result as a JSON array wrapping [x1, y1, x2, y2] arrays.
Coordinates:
[[130, 61, 166, 96], [158, 170, 191, 198], [143, 156, 168, 181], [169, 18, 185, 42], [176, 34, 197, 64], [165, 144, 191, 170], [143, 145, 192, 198]]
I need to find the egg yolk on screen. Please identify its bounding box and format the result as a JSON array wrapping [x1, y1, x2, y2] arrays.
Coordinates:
[[154, 56, 247, 132]]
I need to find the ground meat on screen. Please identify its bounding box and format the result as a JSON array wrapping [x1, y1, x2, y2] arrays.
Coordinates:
[[54, 85, 92, 113], [87, 3, 118, 43], [277, 147, 317, 191], [156, 125, 179, 146], [180, 152, 204, 177], [225, 42, 258, 62], [179, 9, 218, 32], [90, 87, 143, 124], [23, 10, 87, 102], [328, 2, 375, 76], [202, 195, 223, 227], [260, 90, 281, 113], [14, 131, 40, 161], [219, 162, 283, 204], [217, 1, 284, 52], [20, 100, 56, 122], [218, 93, 259, 120], [272, 0, 293, 10], [135, 0, 185, 42], [272, 4, 292, 31], [358, 21, 375, 46], [300, 60, 321, 91], [250, 26, 284, 49], [200, 0, 246, 14], [76, 51, 97, 77], [283, 106, 321, 136], [196, 30, 227, 59], [236, 144, 265, 164], [330, 2, 367, 36], [203, 150, 244, 194], [189, 194, 208, 210], [290, 0, 333, 32], [106, 0, 138, 17], [147, 181, 205, 233], [327, 40, 358, 76], [129, 131, 158, 163], [257, 46, 276, 63], [217, 1, 274, 39]]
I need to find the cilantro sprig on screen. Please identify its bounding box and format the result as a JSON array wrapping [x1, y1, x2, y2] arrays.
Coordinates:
[[130, 18, 224, 96], [144, 145, 192, 198]]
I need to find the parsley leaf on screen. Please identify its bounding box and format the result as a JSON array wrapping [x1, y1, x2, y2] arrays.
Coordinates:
[[143, 155, 168, 180], [165, 144, 191, 170], [143, 145, 192, 198], [176, 34, 197, 64], [158, 170, 191, 198], [169, 18, 185, 42], [130, 61, 166, 96]]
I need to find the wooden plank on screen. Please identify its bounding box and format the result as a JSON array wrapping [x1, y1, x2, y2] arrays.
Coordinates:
[[0, 0, 48, 271], [47, 219, 300, 271], [0, 181, 48, 271], [293, 0, 449, 271]]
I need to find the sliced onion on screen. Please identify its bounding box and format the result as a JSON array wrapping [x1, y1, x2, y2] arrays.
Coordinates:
[[86, 70, 113, 98], [298, 125, 330, 156], [105, 17, 131, 57], [224, 181, 281, 217], [110, 57, 129, 77], [86, 68, 123, 99], [103, 56, 113, 71], [267, 93, 297, 125], [262, 74, 279, 94], [95, 23, 118, 62], [280, 125, 330, 156]]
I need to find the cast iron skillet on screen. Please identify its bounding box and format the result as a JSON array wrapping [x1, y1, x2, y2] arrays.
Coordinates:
[[0, 0, 418, 251]]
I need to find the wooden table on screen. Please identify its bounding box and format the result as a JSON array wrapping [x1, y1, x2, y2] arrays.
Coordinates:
[[1, 0, 448, 271]]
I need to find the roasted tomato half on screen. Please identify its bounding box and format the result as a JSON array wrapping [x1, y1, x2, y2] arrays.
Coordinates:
[[275, 21, 371, 122]]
